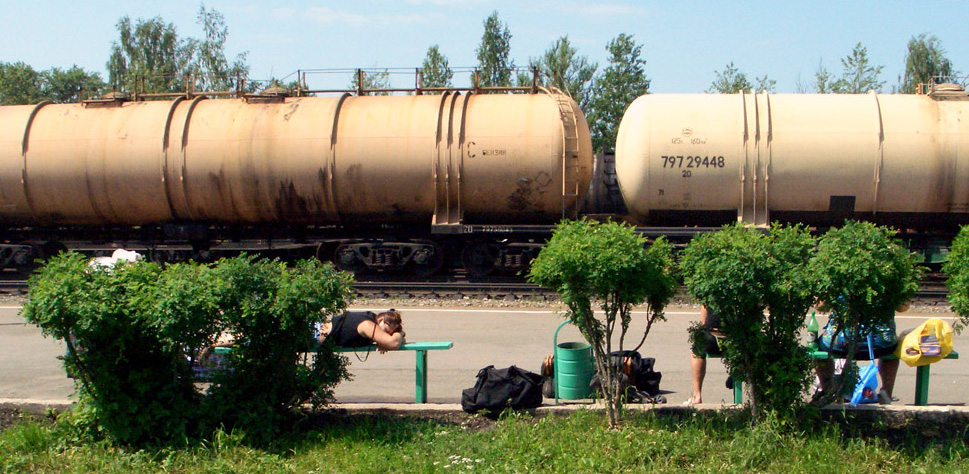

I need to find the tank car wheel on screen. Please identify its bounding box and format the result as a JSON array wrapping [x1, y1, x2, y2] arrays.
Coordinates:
[[462, 242, 497, 277], [410, 243, 444, 277], [333, 244, 366, 275]]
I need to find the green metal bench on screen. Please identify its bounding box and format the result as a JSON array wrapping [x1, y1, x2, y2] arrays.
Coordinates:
[[334, 342, 454, 403], [713, 350, 959, 406]]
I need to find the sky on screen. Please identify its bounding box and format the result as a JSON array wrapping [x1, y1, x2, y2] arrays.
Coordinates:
[[1, 0, 967, 94]]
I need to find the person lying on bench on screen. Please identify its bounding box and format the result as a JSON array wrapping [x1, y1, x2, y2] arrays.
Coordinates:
[[318, 309, 406, 353]]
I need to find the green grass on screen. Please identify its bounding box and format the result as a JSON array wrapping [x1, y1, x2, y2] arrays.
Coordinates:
[[2, 409, 968, 473]]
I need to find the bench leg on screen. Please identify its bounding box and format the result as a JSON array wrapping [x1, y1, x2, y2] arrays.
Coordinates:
[[415, 350, 428, 403], [915, 364, 930, 406]]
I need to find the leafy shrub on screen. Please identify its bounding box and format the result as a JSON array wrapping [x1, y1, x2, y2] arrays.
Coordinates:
[[943, 225, 969, 330], [22, 253, 354, 445], [528, 219, 677, 428], [809, 221, 923, 403], [680, 223, 816, 421]]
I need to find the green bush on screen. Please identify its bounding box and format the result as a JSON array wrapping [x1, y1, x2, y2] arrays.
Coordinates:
[[528, 219, 677, 428], [22, 253, 354, 445], [809, 221, 922, 402], [944, 225, 969, 330], [680, 223, 816, 421]]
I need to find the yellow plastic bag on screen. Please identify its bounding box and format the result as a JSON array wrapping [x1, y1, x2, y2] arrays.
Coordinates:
[[895, 318, 954, 367]]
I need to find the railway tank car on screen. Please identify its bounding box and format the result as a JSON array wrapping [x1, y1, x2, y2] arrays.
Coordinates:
[[615, 88, 969, 236], [0, 89, 592, 274]]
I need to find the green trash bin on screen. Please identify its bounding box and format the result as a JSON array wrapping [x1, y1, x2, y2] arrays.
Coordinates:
[[554, 320, 594, 401]]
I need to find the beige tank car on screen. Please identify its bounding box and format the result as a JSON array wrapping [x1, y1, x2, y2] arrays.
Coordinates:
[[0, 90, 591, 230], [616, 88, 969, 230]]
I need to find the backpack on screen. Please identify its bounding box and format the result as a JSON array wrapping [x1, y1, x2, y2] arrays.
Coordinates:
[[608, 350, 663, 397], [461, 365, 544, 415]]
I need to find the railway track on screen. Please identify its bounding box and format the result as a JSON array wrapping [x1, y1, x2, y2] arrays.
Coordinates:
[[0, 274, 953, 304]]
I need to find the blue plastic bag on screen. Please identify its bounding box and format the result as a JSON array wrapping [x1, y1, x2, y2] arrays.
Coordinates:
[[850, 334, 880, 405]]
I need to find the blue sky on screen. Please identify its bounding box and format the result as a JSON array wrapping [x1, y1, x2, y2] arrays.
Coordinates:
[[2, 0, 967, 94]]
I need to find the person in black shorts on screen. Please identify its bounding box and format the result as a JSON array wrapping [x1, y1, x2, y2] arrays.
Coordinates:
[[686, 306, 725, 405]]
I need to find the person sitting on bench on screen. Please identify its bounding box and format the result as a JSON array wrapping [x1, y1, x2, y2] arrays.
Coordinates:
[[318, 309, 406, 353], [814, 301, 908, 404]]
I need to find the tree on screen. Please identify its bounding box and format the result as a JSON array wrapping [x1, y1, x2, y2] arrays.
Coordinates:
[[349, 68, 391, 95], [185, 5, 249, 91], [807, 221, 922, 405], [680, 224, 816, 422], [900, 33, 954, 94], [529, 35, 597, 109], [528, 219, 677, 428], [107, 7, 249, 96], [0, 62, 44, 105], [811, 59, 837, 93], [420, 45, 453, 89], [586, 33, 650, 153], [832, 42, 884, 93], [42, 66, 106, 103], [708, 62, 776, 93], [474, 11, 514, 88], [108, 15, 188, 94]]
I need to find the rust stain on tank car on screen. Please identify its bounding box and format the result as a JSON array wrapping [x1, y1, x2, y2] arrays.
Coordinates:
[[507, 171, 552, 212]]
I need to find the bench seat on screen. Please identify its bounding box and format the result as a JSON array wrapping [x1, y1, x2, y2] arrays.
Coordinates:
[[709, 350, 959, 406], [335, 342, 454, 403]]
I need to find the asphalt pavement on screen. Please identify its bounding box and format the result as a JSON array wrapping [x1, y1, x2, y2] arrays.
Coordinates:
[[2, 303, 967, 409]]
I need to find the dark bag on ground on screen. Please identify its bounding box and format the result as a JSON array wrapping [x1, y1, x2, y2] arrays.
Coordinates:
[[461, 365, 544, 415], [608, 350, 662, 397]]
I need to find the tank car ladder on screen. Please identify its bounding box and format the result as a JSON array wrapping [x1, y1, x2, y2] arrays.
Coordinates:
[[554, 94, 582, 220]]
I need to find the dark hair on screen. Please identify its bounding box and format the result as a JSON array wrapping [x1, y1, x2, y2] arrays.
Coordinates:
[[377, 309, 402, 327]]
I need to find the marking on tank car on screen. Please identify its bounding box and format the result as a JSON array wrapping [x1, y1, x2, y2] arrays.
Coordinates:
[[481, 149, 507, 156], [661, 155, 725, 169]]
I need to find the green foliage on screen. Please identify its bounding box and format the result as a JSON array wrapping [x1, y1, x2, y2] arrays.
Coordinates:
[[107, 7, 249, 95], [349, 68, 391, 95], [0, 62, 45, 105], [680, 223, 816, 421], [4, 410, 969, 473], [528, 219, 677, 427], [943, 226, 969, 330], [108, 15, 187, 93], [22, 253, 353, 445], [707, 61, 776, 93], [529, 35, 597, 109], [834, 42, 884, 93], [0, 62, 107, 105], [420, 45, 453, 89], [808, 221, 922, 402], [585, 33, 650, 153], [183, 5, 250, 92], [900, 33, 955, 94], [475, 11, 515, 88]]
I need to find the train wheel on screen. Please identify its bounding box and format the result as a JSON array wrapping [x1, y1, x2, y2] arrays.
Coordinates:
[[333, 244, 366, 275], [411, 243, 444, 277], [462, 242, 497, 277]]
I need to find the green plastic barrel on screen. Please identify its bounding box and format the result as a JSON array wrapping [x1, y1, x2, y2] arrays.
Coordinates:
[[554, 321, 594, 400]]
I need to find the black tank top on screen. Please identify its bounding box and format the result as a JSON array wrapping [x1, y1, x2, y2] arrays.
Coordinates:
[[330, 311, 377, 347]]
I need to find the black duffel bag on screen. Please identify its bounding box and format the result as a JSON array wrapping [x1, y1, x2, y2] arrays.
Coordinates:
[[461, 365, 544, 415]]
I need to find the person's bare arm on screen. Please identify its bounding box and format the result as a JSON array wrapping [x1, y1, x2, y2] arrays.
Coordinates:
[[357, 320, 405, 352]]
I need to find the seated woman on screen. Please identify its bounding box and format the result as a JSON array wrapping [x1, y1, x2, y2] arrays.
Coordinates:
[[815, 301, 908, 404], [318, 309, 405, 353]]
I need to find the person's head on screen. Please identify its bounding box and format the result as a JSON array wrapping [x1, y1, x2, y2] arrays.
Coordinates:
[[377, 309, 402, 335]]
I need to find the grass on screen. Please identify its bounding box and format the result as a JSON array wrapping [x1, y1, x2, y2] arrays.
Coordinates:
[[2, 408, 968, 473]]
